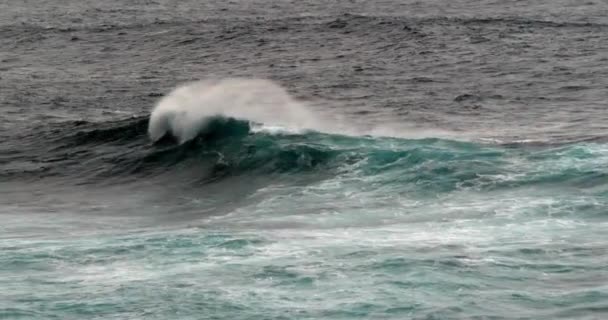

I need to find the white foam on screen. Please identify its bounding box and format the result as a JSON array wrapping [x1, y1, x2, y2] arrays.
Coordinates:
[[148, 78, 471, 144], [148, 79, 320, 143]]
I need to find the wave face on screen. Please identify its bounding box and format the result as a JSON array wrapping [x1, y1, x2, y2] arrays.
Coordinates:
[[4, 104, 607, 196]]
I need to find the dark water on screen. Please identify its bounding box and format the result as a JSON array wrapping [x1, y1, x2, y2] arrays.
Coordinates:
[[1, 1, 607, 319]]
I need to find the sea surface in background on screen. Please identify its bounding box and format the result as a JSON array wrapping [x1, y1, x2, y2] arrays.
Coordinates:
[[1, 1, 607, 319]]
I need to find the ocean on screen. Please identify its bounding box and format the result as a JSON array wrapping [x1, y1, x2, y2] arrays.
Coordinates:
[[1, 1, 607, 319]]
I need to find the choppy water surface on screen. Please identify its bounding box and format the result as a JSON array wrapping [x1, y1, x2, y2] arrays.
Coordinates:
[[1, 1, 607, 319]]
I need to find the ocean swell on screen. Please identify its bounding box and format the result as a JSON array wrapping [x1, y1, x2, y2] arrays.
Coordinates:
[[1, 78, 606, 198]]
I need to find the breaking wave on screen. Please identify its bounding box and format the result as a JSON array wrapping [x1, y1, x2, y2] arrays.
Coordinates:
[[148, 79, 322, 143]]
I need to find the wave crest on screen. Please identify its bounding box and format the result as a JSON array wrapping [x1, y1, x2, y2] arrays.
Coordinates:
[[148, 79, 319, 143]]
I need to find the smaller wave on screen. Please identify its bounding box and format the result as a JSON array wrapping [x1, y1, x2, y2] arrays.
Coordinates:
[[148, 79, 320, 144]]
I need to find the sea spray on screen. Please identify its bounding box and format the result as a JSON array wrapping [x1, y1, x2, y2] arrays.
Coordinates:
[[148, 79, 320, 143]]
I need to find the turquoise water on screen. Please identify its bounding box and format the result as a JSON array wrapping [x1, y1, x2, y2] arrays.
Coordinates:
[[1, 132, 607, 319]]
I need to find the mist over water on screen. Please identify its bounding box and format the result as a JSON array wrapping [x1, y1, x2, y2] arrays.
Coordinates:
[[1, 1, 608, 319], [149, 79, 321, 143], [148, 79, 465, 145]]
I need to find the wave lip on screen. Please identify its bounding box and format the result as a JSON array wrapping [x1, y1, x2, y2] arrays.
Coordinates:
[[148, 79, 319, 144]]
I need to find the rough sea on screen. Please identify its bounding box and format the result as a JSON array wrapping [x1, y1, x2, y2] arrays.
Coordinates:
[[1, 1, 607, 319]]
